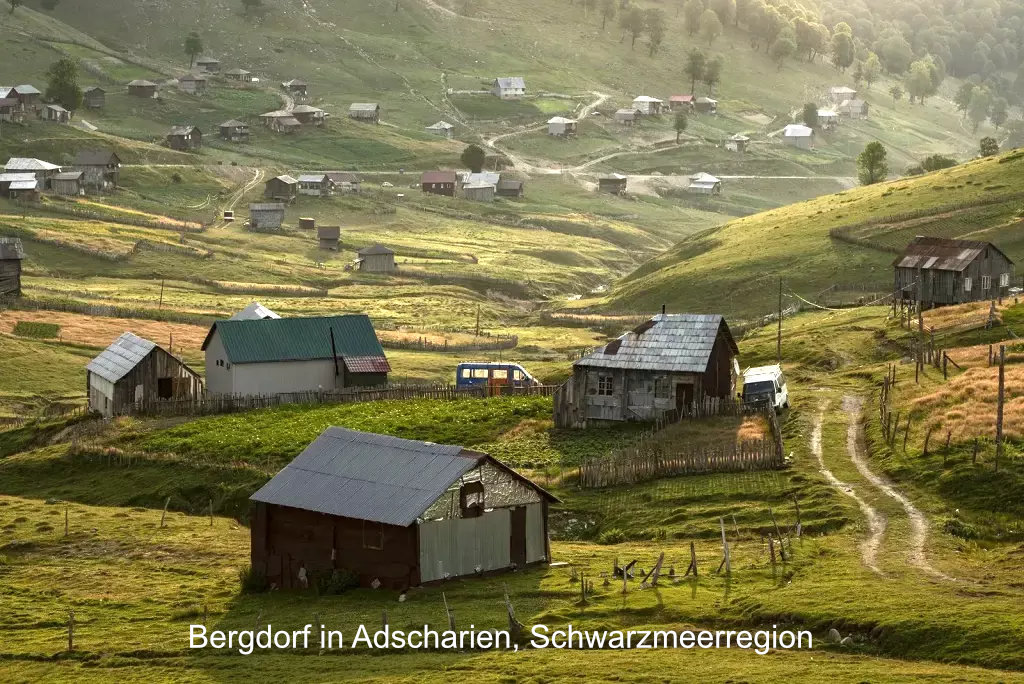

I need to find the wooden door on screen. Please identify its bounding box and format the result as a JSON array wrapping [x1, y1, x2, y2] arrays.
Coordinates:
[[510, 506, 527, 568], [675, 383, 694, 416]]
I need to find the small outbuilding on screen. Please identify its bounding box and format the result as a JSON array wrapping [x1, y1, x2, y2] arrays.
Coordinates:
[[894, 236, 1015, 308], [264, 175, 298, 202], [219, 119, 250, 142], [669, 95, 695, 110], [614, 108, 640, 125], [260, 110, 302, 134], [725, 133, 749, 152], [166, 125, 202, 151], [839, 98, 868, 119], [462, 183, 495, 202], [325, 171, 361, 193], [0, 237, 25, 297], [598, 173, 628, 195], [687, 172, 722, 195], [291, 104, 327, 126], [492, 77, 526, 99], [225, 68, 253, 82], [128, 79, 158, 98], [782, 123, 813, 149], [357, 245, 396, 273], [248, 202, 286, 231], [82, 86, 105, 109], [51, 171, 84, 196], [195, 57, 221, 73], [496, 178, 524, 198], [317, 225, 341, 250], [178, 74, 208, 95], [281, 79, 308, 98], [348, 103, 381, 123], [631, 96, 664, 115], [547, 116, 577, 136], [41, 104, 71, 123], [298, 173, 334, 197], [425, 121, 454, 138], [817, 108, 839, 129], [86, 332, 203, 417], [694, 97, 718, 114], [830, 86, 857, 101], [421, 170, 457, 196]]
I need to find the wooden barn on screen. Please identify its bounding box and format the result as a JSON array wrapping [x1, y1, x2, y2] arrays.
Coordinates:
[[86, 332, 203, 418], [554, 313, 739, 428], [0, 237, 24, 297], [317, 225, 341, 250], [491, 77, 526, 99], [41, 104, 70, 123], [420, 170, 457, 196], [263, 175, 298, 202], [348, 103, 381, 123], [194, 56, 221, 73], [128, 79, 158, 98], [291, 105, 326, 126], [325, 171, 360, 193], [219, 119, 250, 142], [225, 68, 253, 82], [598, 173, 628, 195], [687, 172, 721, 195], [202, 315, 390, 396], [297, 173, 334, 197], [51, 171, 84, 196], [249, 428, 557, 589], [178, 74, 208, 96], [248, 203, 285, 231], [281, 79, 309, 99], [894, 236, 1015, 308], [82, 87, 105, 109], [72, 149, 120, 190], [166, 125, 202, 151], [496, 178, 524, 198], [357, 245, 396, 273], [425, 121, 454, 138]]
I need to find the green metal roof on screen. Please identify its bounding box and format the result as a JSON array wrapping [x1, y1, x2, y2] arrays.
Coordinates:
[[202, 315, 387, 365]]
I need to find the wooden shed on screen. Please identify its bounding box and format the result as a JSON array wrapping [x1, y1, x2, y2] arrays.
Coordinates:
[[687, 172, 722, 195], [894, 236, 1015, 308], [281, 79, 309, 99], [178, 74, 208, 95], [0, 237, 25, 297], [72, 149, 120, 190], [195, 57, 221, 73], [219, 119, 250, 142], [86, 332, 203, 417], [249, 428, 557, 589], [491, 77, 526, 99], [325, 171, 360, 193], [166, 125, 202, 151], [598, 173, 628, 195], [297, 173, 335, 197], [357, 244, 396, 273], [554, 313, 739, 428], [127, 79, 158, 98], [51, 171, 84, 196], [41, 104, 70, 123], [225, 68, 253, 82], [496, 178, 524, 198], [318, 225, 341, 250], [425, 121, 454, 138], [248, 203, 285, 231], [348, 103, 381, 123], [263, 175, 298, 202], [547, 116, 577, 136], [82, 87, 105, 109]]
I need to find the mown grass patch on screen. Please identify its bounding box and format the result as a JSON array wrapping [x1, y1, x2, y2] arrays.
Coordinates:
[[11, 321, 60, 339]]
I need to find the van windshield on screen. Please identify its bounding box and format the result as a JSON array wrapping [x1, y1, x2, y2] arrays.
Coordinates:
[[743, 380, 775, 397]]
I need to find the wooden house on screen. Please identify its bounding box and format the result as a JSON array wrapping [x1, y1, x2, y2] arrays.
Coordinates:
[[0, 96, 23, 123], [281, 79, 308, 99], [51, 171, 84, 196], [41, 104, 70, 123], [248, 202, 285, 231], [687, 172, 721, 195], [726, 133, 749, 152], [839, 98, 868, 119], [297, 173, 335, 197], [230, 301, 281, 321], [317, 225, 341, 250], [224, 68, 253, 82], [178, 74, 208, 95], [425, 121, 454, 138], [194, 57, 221, 73], [86, 332, 203, 418], [202, 315, 390, 396], [219, 119, 250, 142], [325, 171, 361, 193], [462, 183, 495, 202], [614, 108, 639, 125], [694, 97, 718, 114], [830, 86, 857, 102], [547, 116, 577, 136], [291, 104, 326, 126], [496, 178, 524, 198], [492, 77, 526, 99], [11, 85, 41, 109], [82, 86, 105, 109], [72, 149, 120, 190], [127, 79, 158, 98], [817, 108, 839, 129], [249, 427, 556, 589], [553, 313, 739, 428], [0, 173, 38, 199], [782, 123, 813, 149], [260, 110, 301, 133], [598, 173, 628, 195], [4, 158, 61, 188], [894, 237, 1015, 308], [631, 96, 664, 115], [348, 103, 381, 123], [263, 175, 298, 202], [166, 125, 202, 151], [357, 245, 396, 273], [420, 170, 457, 196], [0, 237, 24, 297], [669, 95, 695, 110]]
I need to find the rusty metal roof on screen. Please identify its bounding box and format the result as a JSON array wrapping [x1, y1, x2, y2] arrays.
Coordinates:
[[893, 236, 1013, 272], [575, 313, 737, 373], [421, 170, 457, 184]]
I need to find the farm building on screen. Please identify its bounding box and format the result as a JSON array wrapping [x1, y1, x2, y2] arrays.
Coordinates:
[[249, 427, 557, 589], [782, 124, 813, 149], [248, 203, 285, 231], [0, 173, 38, 199], [726, 133, 749, 152], [178, 74, 208, 95], [598, 173, 628, 195], [298, 174, 335, 197], [86, 332, 203, 418], [0, 237, 24, 297], [669, 95, 695, 110], [894, 237, 1015, 308], [231, 301, 281, 321], [72, 149, 120, 190], [318, 225, 341, 250], [0, 96, 23, 123], [41, 104, 70, 123], [492, 77, 526, 99], [496, 178, 524, 197], [281, 79, 308, 98], [462, 183, 495, 202], [817, 109, 839, 128], [830, 86, 857, 101], [687, 172, 722, 195], [291, 104, 327, 126], [194, 57, 220, 73], [425, 121, 454, 138], [51, 171, 84, 196], [632, 96, 664, 115], [10, 84, 40, 108], [547, 116, 577, 136], [421, 170, 457, 196], [614, 108, 639, 125], [82, 86, 105, 109], [357, 245, 396, 273], [225, 68, 253, 82], [259, 110, 302, 133], [348, 103, 381, 123], [325, 171, 360, 193], [202, 314, 390, 396], [553, 313, 739, 428], [5, 158, 61, 188], [839, 98, 869, 119], [127, 79, 158, 98], [166, 125, 202, 151], [264, 175, 298, 201], [219, 119, 250, 142], [694, 97, 718, 114]]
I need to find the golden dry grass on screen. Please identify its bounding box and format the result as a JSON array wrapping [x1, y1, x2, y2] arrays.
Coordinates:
[[921, 300, 1006, 331], [945, 342, 1024, 369], [912, 365, 1024, 440], [0, 310, 209, 351]]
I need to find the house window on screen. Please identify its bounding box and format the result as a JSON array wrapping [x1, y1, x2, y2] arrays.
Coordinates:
[[362, 521, 384, 550], [157, 378, 174, 399], [1000, 273, 1010, 287], [459, 480, 485, 518], [981, 275, 991, 291], [654, 377, 670, 399], [964, 277, 972, 292], [597, 375, 614, 396]]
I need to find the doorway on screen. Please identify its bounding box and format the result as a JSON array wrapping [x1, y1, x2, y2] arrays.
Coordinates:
[[510, 506, 527, 568], [675, 383, 694, 417]]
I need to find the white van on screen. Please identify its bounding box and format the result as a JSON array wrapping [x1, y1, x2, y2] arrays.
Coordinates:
[[742, 364, 789, 411]]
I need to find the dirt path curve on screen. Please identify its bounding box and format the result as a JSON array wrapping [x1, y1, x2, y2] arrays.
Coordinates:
[[841, 395, 956, 582], [811, 400, 887, 575]]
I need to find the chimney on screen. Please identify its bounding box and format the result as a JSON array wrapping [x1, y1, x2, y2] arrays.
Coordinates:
[[661, 304, 666, 315]]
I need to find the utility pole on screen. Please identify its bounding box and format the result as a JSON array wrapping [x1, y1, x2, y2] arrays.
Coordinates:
[[996, 344, 1005, 472], [776, 277, 783, 364]]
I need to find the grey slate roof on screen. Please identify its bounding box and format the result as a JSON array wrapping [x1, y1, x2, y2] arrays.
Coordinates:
[[73, 149, 120, 166], [894, 237, 1013, 272], [358, 244, 394, 256], [0, 237, 25, 260], [575, 313, 738, 373], [494, 77, 525, 90], [349, 102, 380, 112], [5, 157, 60, 171], [86, 332, 157, 384]]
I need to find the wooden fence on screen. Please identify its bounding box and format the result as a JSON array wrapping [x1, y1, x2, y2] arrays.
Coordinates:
[[380, 334, 518, 353]]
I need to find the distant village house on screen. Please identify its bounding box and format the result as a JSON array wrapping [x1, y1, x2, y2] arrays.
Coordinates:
[[421, 170, 457, 196], [496, 178, 524, 198], [264, 175, 298, 202], [297, 173, 335, 197], [219, 119, 250, 143], [82, 86, 105, 109], [281, 79, 309, 99], [348, 103, 381, 123], [598, 173, 628, 195], [248, 202, 285, 231], [325, 171, 360, 193], [492, 77, 526, 99], [614, 108, 640, 126], [782, 123, 813, 149], [425, 121, 454, 138], [178, 74, 208, 96], [631, 96, 664, 115], [547, 116, 577, 136], [357, 245, 396, 273], [894, 236, 1015, 308], [224, 68, 253, 83], [166, 125, 202, 151], [687, 172, 722, 195], [194, 57, 220, 73], [291, 104, 327, 126], [72, 149, 121, 191], [669, 95, 694, 111], [838, 98, 868, 119], [726, 133, 749, 152], [0, 237, 24, 297], [694, 97, 718, 114], [4, 157, 61, 189], [128, 80, 159, 98]]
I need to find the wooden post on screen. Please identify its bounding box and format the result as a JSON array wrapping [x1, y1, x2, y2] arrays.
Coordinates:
[[158, 279, 165, 309], [942, 352, 948, 380], [769, 537, 777, 567], [64, 504, 69, 537], [996, 345, 1005, 472], [776, 277, 783, 364], [923, 427, 933, 457], [160, 496, 171, 528], [685, 541, 698, 577], [209, 499, 214, 527], [443, 592, 456, 630], [972, 438, 979, 465], [67, 610, 74, 653], [718, 517, 731, 575], [792, 495, 802, 537], [903, 417, 911, 452]]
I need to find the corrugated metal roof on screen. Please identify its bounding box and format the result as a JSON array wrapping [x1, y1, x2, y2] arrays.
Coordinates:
[[494, 77, 525, 89], [225, 68, 250, 75], [169, 125, 199, 136], [128, 79, 157, 87], [9, 180, 37, 190], [13, 84, 40, 95], [5, 157, 59, 171], [220, 119, 248, 128], [0, 173, 36, 183], [86, 332, 157, 384], [202, 314, 389, 367], [690, 172, 720, 183], [326, 171, 359, 183], [575, 313, 737, 373], [459, 171, 500, 186], [291, 104, 324, 114], [249, 427, 478, 526], [893, 236, 1012, 272], [783, 124, 813, 137], [298, 173, 328, 183], [426, 121, 453, 130], [0, 237, 25, 260], [343, 356, 389, 373], [547, 116, 576, 124], [282, 79, 307, 87], [230, 301, 280, 321], [249, 202, 286, 211], [349, 103, 380, 112], [632, 96, 663, 103]]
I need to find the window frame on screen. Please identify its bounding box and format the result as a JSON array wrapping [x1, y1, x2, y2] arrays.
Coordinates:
[[964, 277, 972, 292], [361, 520, 384, 550], [597, 375, 615, 396]]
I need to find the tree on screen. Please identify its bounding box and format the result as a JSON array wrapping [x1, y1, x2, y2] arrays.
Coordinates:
[[888, 84, 903, 107], [683, 0, 703, 36], [44, 57, 82, 112], [921, 154, 957, 172], [990, 97, 1008, 129], [967, 87, 992, 133], [8, 0, 22, 13], [770, 27, 796, 68], [857, 141, 888, 185], [684, 48, 706, 93], [904, 59, 935, 104], [599, 0, 615, 30], [953, 82, 975, 120], [802, 102, 819, 128], [619, 7, 645, 48], [862, 52, 881, 90], [461, 144, 486, 173], [674, 111, 688, 142], [710, 0, 734, 26], [700, 8, 723, 45], [645, 8, 666, 56], [979, 137, 999, 157], [831, 31, 854, 72], [184, 31, 203, 69], [701, 55, 723, 94]]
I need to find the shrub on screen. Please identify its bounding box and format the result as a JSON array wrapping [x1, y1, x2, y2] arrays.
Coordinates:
[[314, 568, 359, 595], [238, 565, 268, 593], [171, 172, 183, 183], [943, 516, 979, 540], [12, 321, 60, 338], [597, 527, 626, 545]]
